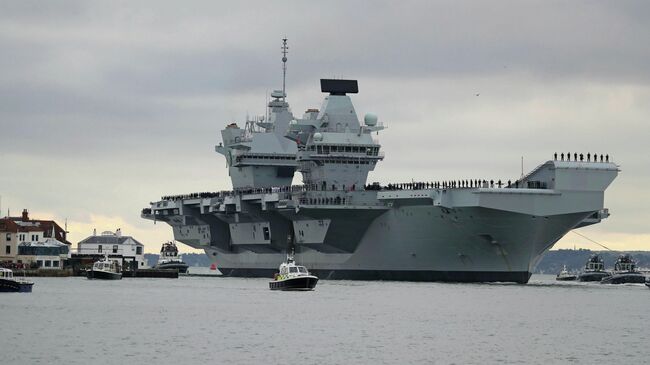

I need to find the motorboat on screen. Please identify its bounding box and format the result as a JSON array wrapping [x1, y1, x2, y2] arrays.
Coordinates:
[[269, 254, 318, 291], [0, 268, 34, 292], [86, 256, 122, 280], [600, 254, 645, 284], [154, 241, 189, 273], [556, 265, 577, 281], [577, 254, 611, 282]]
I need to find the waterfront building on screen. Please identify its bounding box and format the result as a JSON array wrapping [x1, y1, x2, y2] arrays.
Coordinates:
[[0, 209, 71, 269], [77, 229, 147, 269]]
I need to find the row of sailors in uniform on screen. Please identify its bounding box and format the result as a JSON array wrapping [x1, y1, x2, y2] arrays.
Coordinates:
[[554, 152, 610, 162], [381, 180, 516, 190], [161, 178, 528, 203], [161, 184, 326, 201]]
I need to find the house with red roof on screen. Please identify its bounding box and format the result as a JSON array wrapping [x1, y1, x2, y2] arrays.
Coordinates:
[[0, 209, 71, 269]]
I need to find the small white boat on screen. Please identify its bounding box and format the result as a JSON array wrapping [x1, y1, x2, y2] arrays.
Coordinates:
[[0, 268, 34, 293], [556, 265, 577, 281], [86, 256, 122, 280], [269, 254, 318, 291]]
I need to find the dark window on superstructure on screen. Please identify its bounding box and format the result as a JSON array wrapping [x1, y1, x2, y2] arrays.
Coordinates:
[[262, 227, 270, 241], [53, 261, 59, 267], [136, 246, 142, 255], [112, 245, 118, 253], [5, 245, 10, 254], [98, 245, 102, 253], [45, 260, 51, 267], [37, 260, 43, 267]]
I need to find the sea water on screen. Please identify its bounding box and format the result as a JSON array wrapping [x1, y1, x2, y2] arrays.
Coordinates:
[[1, 274, 648, 364]]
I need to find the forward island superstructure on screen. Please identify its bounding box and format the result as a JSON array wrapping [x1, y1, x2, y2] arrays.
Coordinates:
[[142, 40, 618, 283]]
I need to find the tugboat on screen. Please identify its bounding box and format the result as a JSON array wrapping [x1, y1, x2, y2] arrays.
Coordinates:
[[0, 268, 34, 292], [154, 241, 189, 274], [577, 254, 611, 282], [86, 256, 123, 280], [269, 253, 318, 291], [600, 254, 645, 284], [556, 265, 577, 281]]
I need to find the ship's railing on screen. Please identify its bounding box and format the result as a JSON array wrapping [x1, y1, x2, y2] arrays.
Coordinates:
[[369, 178, 522, 191], [155, 177, 538, 206], [297, 196, 350, 206]]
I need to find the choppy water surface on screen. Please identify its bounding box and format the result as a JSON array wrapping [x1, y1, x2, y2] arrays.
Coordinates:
[[1, 274, 648, 364]]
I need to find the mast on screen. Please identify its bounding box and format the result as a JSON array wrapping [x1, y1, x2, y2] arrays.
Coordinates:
[[281, 38, 288, 101]]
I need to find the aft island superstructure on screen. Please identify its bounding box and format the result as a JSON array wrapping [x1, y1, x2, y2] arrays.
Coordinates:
[[142, 40, 618, 283]]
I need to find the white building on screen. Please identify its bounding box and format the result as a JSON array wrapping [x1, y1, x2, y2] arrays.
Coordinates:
[[77, 229, 147, 269], [1, 209, 71, 269]]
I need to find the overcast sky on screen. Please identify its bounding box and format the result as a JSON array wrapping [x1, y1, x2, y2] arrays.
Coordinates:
[[1, 1, 649, 253]]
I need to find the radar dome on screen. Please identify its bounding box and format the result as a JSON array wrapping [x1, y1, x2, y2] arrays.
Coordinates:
[[364, 113, 378, 126], [313, 132, 323, 141]]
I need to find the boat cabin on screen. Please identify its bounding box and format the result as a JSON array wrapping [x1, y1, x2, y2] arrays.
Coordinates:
[[614, 255, 636, 273], [585, 260, 604, 271], [93, 260, 119, 273], [585, 255, 605, 271], [0, 268, 14, 279], [279, 261, 310, 277]]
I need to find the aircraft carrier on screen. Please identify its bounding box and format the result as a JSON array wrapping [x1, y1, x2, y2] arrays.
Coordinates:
[[142, 39, 619, 283]]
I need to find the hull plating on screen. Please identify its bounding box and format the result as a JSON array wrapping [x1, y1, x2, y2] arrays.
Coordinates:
[[195, 207, 591, 284]]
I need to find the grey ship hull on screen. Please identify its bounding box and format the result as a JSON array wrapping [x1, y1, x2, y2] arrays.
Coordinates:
[[144, 160, 618, 283], [206, 208, 589, 283]]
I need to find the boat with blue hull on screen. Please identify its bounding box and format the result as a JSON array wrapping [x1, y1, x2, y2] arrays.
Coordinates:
[[0, 268, 34, 293]]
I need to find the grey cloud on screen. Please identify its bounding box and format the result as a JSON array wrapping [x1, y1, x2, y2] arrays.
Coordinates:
[[1, 1, 649, 250]]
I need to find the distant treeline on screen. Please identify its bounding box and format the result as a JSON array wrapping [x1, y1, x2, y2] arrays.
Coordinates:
[[535, 249, 650, 274], [144, 249, 650, 274], [145, 253, 212, 268]]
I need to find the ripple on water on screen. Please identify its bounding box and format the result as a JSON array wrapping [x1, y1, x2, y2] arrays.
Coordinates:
[[0, 275, 648, 364]]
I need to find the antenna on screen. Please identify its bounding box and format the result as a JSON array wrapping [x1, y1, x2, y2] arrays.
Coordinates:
[[281, 37, 288, 101], [265, 89, 268, 122]]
